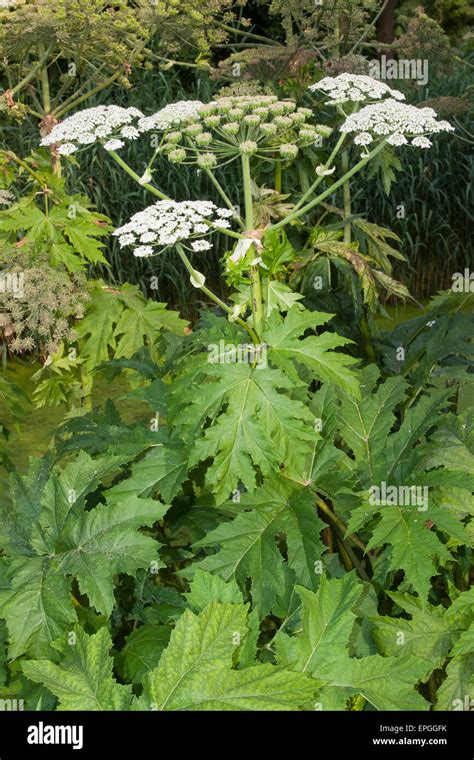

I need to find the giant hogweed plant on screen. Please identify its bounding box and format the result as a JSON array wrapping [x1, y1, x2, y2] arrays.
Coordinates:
[[1, 75, 473, 712], [29, 75, 454, 392]]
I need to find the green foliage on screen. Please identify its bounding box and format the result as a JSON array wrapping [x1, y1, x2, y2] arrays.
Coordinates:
[[137, 600, 316, 711], [193, 481, 325, 617], [0, 151, 111, 271], [275, 574, 432, 710], [0, 0, 234, 123], [373, 589, 474, 710], [22, 626, 133, 711], [337, 367, 474, 599], [32, 280, 187, 407], [0, 451, 168, 658], [0, 32, 472, 716], [0, 373, 29, 465]]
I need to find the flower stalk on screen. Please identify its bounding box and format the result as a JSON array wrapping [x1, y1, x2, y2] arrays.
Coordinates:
[[241, 154, 264, 338], [272, 139, 387, 232], [175, 244, 258, 344], [341, 147, 352, 244]]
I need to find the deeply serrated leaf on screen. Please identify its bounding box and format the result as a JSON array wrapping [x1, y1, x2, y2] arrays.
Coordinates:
[[22, 627, 132, 710]]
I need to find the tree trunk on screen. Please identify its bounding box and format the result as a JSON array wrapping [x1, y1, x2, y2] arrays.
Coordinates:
[[376, 0, 396, 46]]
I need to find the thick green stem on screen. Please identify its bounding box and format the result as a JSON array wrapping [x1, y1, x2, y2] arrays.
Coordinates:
[[53, 71, 121, 119], [275, 160, 282, 193], [250, 263, 264, 338], [241, 154, 253, 229], [241, 154, 263, 338], [175, 244, 258, 344], [272, 139, 387, 232], [9, 45, 54, 98], [316, 497, 367, 553], [38, 46, 51, 114], [359, 312, 377, 363], [108, 151, 169, 200], [52, 62, 107, 110], [146, 50, 211, 70], [216, 22, 280, 46], [341, 148, 352, 244]]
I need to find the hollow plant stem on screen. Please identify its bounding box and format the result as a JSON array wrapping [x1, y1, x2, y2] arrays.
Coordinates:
[[275, 160, 282, 193], [241, 153, 263, 338], [175, 244, 259, 344], [341, 148, 352, 244], [205, 168, 245, 228], [359, 311, 377, 363], [38, 46, 51, 115], [9, 45, 54, 99], [316, 497, 367, 552], [291, 133, 347, 215], [108, 150, 169, 200], [53, 71, 122, 119], [272, 139, 387, 232]]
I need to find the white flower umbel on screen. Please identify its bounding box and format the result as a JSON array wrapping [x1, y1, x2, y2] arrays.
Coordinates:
[[114, 200, 234, 256], [309, 74, 405, 105], [411, 136, 433, 149], [191, 239, 212, 251], [40, 105, 144, 154], [340, 99, 454, 147], [138, 101, 205, 132]]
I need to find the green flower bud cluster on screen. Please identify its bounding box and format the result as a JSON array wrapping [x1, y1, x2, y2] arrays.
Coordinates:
[[197, 153, 218, 169], [239, 140, 259, 155], [168, 148, 187, 163], [279, 143, 299, 160], [155, 94, 319, 169]]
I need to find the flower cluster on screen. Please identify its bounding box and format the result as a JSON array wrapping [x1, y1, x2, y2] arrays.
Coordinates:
[[141, 95, 329, 168], [310, 74, 405, 105], [40, 105, 144, 155], [138, 101, 205, 132], [340, 99, 455, 148], [113, 200, 234, 257]]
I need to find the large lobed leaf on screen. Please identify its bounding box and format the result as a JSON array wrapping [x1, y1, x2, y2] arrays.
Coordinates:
[[138, 601, 316, 711], [0, 452, 167, 658]]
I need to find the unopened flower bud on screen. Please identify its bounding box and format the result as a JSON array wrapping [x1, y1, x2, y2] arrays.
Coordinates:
[[168, 148, 187, 163], [197, 152, 218, 168], [222, 122, 240, 135], [195, 132, 213, 146], [239, 140, 258, 155], [279, 143, 298, 159]]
